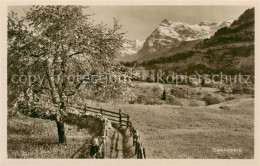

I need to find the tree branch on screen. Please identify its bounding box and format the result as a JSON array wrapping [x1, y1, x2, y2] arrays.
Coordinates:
[[65, 76, 89, 96]]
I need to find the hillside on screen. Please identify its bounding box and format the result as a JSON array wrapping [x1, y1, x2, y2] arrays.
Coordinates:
[[137, 39, 203, 62], [139, 8, 254, 75]]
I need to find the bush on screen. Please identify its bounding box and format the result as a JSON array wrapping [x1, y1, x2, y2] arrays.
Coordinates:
[[231, 83, 253, 94], [165, 95, 175, 104], [204, 93, 225, 105], [222, 85, 233, 93], [152, 84, 164, 97], [171, 87, 185, 98], [166, 95, 183, 106]]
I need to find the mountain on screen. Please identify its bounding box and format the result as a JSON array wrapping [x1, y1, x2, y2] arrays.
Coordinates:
[[142, 19, 233, 51], [139, 8, 254, 75], [132, 18, 234, 62], [118, 39, 145, 61]]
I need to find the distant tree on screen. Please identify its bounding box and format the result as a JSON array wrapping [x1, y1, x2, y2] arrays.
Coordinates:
[[201, 77, 205, 87], [8, 6, 132, 144], [161, 89, 166, 101]]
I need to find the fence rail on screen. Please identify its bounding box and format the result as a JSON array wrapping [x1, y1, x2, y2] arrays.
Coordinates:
[[72, 105, 146, 159], [83, 106, 129, 127]]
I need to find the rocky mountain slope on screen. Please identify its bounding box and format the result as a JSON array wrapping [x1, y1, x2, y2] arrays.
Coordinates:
[[139, 19, 234, 53], [140, 8, 254, 75], [120, 18, 234, 62], [118, 39, 145, 61]]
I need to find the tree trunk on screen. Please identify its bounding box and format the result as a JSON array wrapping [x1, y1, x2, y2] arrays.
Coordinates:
[[56, 120, 66, 144], [44, 60, 67, 144]]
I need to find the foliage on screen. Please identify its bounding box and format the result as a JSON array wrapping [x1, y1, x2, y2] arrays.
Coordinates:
[[230, 45, 254, 57], [170, 87, 185, 98], [8, 5, 133, 115], [140, 51, 195, 66], [8, 5, 133, 143], [165, 95, 181, 105], [204, 93, 224, 105]]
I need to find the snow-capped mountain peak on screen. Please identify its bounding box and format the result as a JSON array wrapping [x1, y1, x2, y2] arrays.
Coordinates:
[[119, 18, 236, 61], [139, 18, 235, 54], [120, 39, 145, 57]]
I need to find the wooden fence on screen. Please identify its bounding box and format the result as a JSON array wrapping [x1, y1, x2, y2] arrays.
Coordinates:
[[73, 105, 146, 159], [84, 106, 130, 128], [129, 121, 146, 159]]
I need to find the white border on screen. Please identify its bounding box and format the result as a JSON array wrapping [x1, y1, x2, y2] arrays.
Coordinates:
[[1, 0, 259, 166]]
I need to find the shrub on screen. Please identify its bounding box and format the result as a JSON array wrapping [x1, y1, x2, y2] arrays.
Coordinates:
[[204, 93, 225, 105], [171, 87, 185, 98], [222, 85, 233, 93], [231, 83, 253, 94], [165, 95, 175, 104], [152, 84, 164, 97], [165, 95, 184, 106]]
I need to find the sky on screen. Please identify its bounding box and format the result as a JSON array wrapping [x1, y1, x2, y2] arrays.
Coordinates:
[[9, 6, 252, 40]]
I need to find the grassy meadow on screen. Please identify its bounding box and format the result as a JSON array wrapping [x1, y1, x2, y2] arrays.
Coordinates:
[[7, 115, 93, 158], [98, 82, 254, 159]]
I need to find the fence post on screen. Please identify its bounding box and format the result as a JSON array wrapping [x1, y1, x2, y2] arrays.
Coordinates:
[[102, 121, 105, 137], [139, 147, 143, 159], [129, 121, 133, 136], [119, 109, 122, 126], [100, 108, 103, 115], [126, 116, 129, 128], [132, 130, 135, 146], [137, 145, 140, 159], [135, 141, 139, 156], [103, 143, 106, 159], [140, 142, 144, 159], [84, 104, 87, 113], [103, 120, 106, 159], [135, 136, 138, 155], [138, 142, 141, 159], [143, 148, 146, 159]]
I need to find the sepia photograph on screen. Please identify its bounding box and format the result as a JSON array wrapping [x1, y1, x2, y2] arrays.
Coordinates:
[[2, 2, 257, 163]]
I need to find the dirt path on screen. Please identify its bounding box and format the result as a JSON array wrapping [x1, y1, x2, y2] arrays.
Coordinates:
[[108, 130, 123, 158]]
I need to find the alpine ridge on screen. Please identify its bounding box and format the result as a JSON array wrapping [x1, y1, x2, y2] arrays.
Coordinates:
[[120, 18, 235, 62]]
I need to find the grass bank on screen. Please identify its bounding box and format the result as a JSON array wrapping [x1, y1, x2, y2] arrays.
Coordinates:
[[7, 114, 101, 158]]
